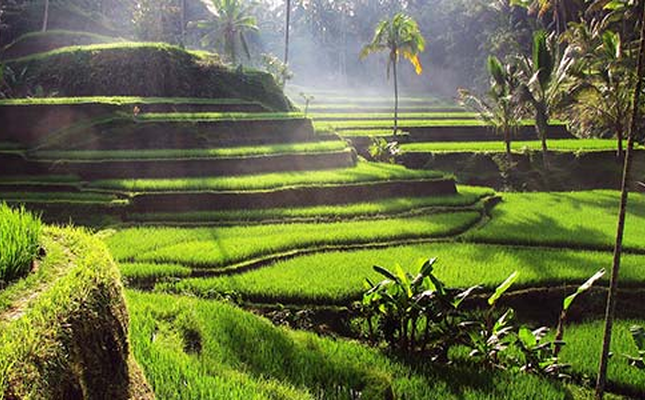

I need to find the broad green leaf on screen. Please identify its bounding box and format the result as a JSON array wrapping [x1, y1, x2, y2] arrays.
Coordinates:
[[563, 269, 605, 311], [489, 271, 519, 306], [373, 265, 398, 283], [519, 326, 537, 348]]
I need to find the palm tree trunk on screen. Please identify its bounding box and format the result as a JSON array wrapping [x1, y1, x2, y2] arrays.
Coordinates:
[[42, 0, 49, 32], [284, 0, 291, 65], [393, 58, 399, 136], [536, 107, 549, 167], [595, 1, 645, 398], [617, 129, 624, 160], [180, 0, 187, 46], [505, 129, 511, 158]]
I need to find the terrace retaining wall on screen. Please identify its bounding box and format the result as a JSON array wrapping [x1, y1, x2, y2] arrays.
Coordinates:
[[403, 125, 573, 142], [38, 150, 356, 179], [0, 103, 269, 145], [129, 178, 457, 212]]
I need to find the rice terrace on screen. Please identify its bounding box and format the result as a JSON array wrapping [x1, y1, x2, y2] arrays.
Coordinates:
[[2, 0, 645, 399]]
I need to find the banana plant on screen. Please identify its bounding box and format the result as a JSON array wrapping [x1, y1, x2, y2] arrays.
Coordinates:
[[362, 258, 479, 355], [626, 325, 645, 369]]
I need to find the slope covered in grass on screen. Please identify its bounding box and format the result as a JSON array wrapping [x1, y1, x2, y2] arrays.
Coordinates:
[[400, 139, 633, 153], [467, 191, 645, 251], [106, 212, 480, 269], [162, 242, 645, 303], [127, 291, 581, 400], [89, 161, 444, 192], [5, 42, 291, 110]]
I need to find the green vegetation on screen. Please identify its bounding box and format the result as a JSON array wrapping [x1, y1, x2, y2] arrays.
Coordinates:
[[467, 191, 645, 251], [89, 161, 444, 192], [0, 227, 138, 398], [0, 192, 120, 204], [400, 139, 638, 153], [315, 119, 564, 131], [163, 243, 645, 303], [127, 291, 581, 399], [560, 320, 645, 395], [0, 203, 42, 287], [0, 96, 261, 106], [106, 212, 480, 268], [31, 141, 349, 161], [128, 187, 492, 224], [311, 112, 477, 120], [136, 112, 304, 122], [120, 263, 192, 284]]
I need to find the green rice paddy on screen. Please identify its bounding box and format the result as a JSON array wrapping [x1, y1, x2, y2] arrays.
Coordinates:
[[89, 161, 444, 192], [400, 139, 632, 153]]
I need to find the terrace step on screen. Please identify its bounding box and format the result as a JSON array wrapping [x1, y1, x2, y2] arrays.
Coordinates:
[[0, 150, 356, 179], [0, 100, 270, 145], [38, 118, 317, 150], [128, 178, 457, 213], [403, 125, 574, 142]]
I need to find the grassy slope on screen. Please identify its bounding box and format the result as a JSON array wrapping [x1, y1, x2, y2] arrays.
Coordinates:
[[466, 191, 645, 251], [0, 226, 150, 398], [0, 204, 42, 286], [30, 141, 349, 161], [400, 139, 638, 153], [128, 186, 492, 224], [560, 320, 645, 395], [89, 161, 444, 192], [0, 97, 259, 106], [106, 212, 480, 268], [127, 291, 581, 400], [161, 242, 645, 303]]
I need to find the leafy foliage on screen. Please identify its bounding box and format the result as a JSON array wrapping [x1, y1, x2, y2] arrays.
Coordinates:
[[0, 203, 42, 289], [626, 325, 645, 369]]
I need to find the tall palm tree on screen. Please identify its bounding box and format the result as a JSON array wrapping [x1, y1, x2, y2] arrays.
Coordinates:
[[284, 0, 291, 65], [42, 0, 49, 32], [460, 56, 523, 159], [191, 0, 258, 64], [517, 29, 574, 164], [360, 13, 425, 135]]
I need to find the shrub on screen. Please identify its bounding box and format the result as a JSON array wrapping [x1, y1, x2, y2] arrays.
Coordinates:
[[0, 203, 42, 288]]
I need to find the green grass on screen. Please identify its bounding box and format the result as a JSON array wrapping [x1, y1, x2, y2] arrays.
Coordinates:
[[400, 139, 635, 153], [126, 291, 583, 399], [315, 119, 565, 131], [127, 186, 493, 224], [136, 112, 305, 122], [161, 242, 645, 303], [332, 129, 407, 137], [120, 263, 192, 284], [0, 203, 42, 287], [0, 97, 260, 106], [311, 112, 478, 120], [5, 41, 216, 63], [559, 319, 645, 395], [0, 226, 125, 398], [0, 192, 120, 204], [467, 191, 645, 251], [30, 141, 349, 161], [89, 161, 444, 192], [105, 212, 481, 269]]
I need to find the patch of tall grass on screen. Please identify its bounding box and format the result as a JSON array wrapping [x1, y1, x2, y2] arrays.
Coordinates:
[[400, 139, 634, 153], [89, 161, 444, 192], [105, 212, 481, 268], [0, 203, 42, 287], [126, 291, 580, 399], [128, 187, 492, 224], [467, 191, 645, 251], [163, 242, 645, 303]]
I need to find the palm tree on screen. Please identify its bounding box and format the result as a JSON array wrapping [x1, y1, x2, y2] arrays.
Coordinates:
[[42, 0, 50, 32], [460, 56, 523, 159], [191, 0, 258, 64], [516, 30, 574, 165], [360, 13, 425, 135], [284, 0, 291, 65], [514, 0, 584, 34]]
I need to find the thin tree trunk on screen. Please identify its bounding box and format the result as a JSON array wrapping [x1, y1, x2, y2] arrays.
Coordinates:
[[617, 130, 624, 160], [595, 1, 645, 398], [537, 107, 549, 167], [505, 129, 511, 158], [180, 0, 187, 47], [393, 57, 399, 136], [284, 0, 291, 65], [42, 0, 49, 32]]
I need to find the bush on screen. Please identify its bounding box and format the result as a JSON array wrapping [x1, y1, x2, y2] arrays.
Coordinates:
[[0, 203, 42, 287]]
